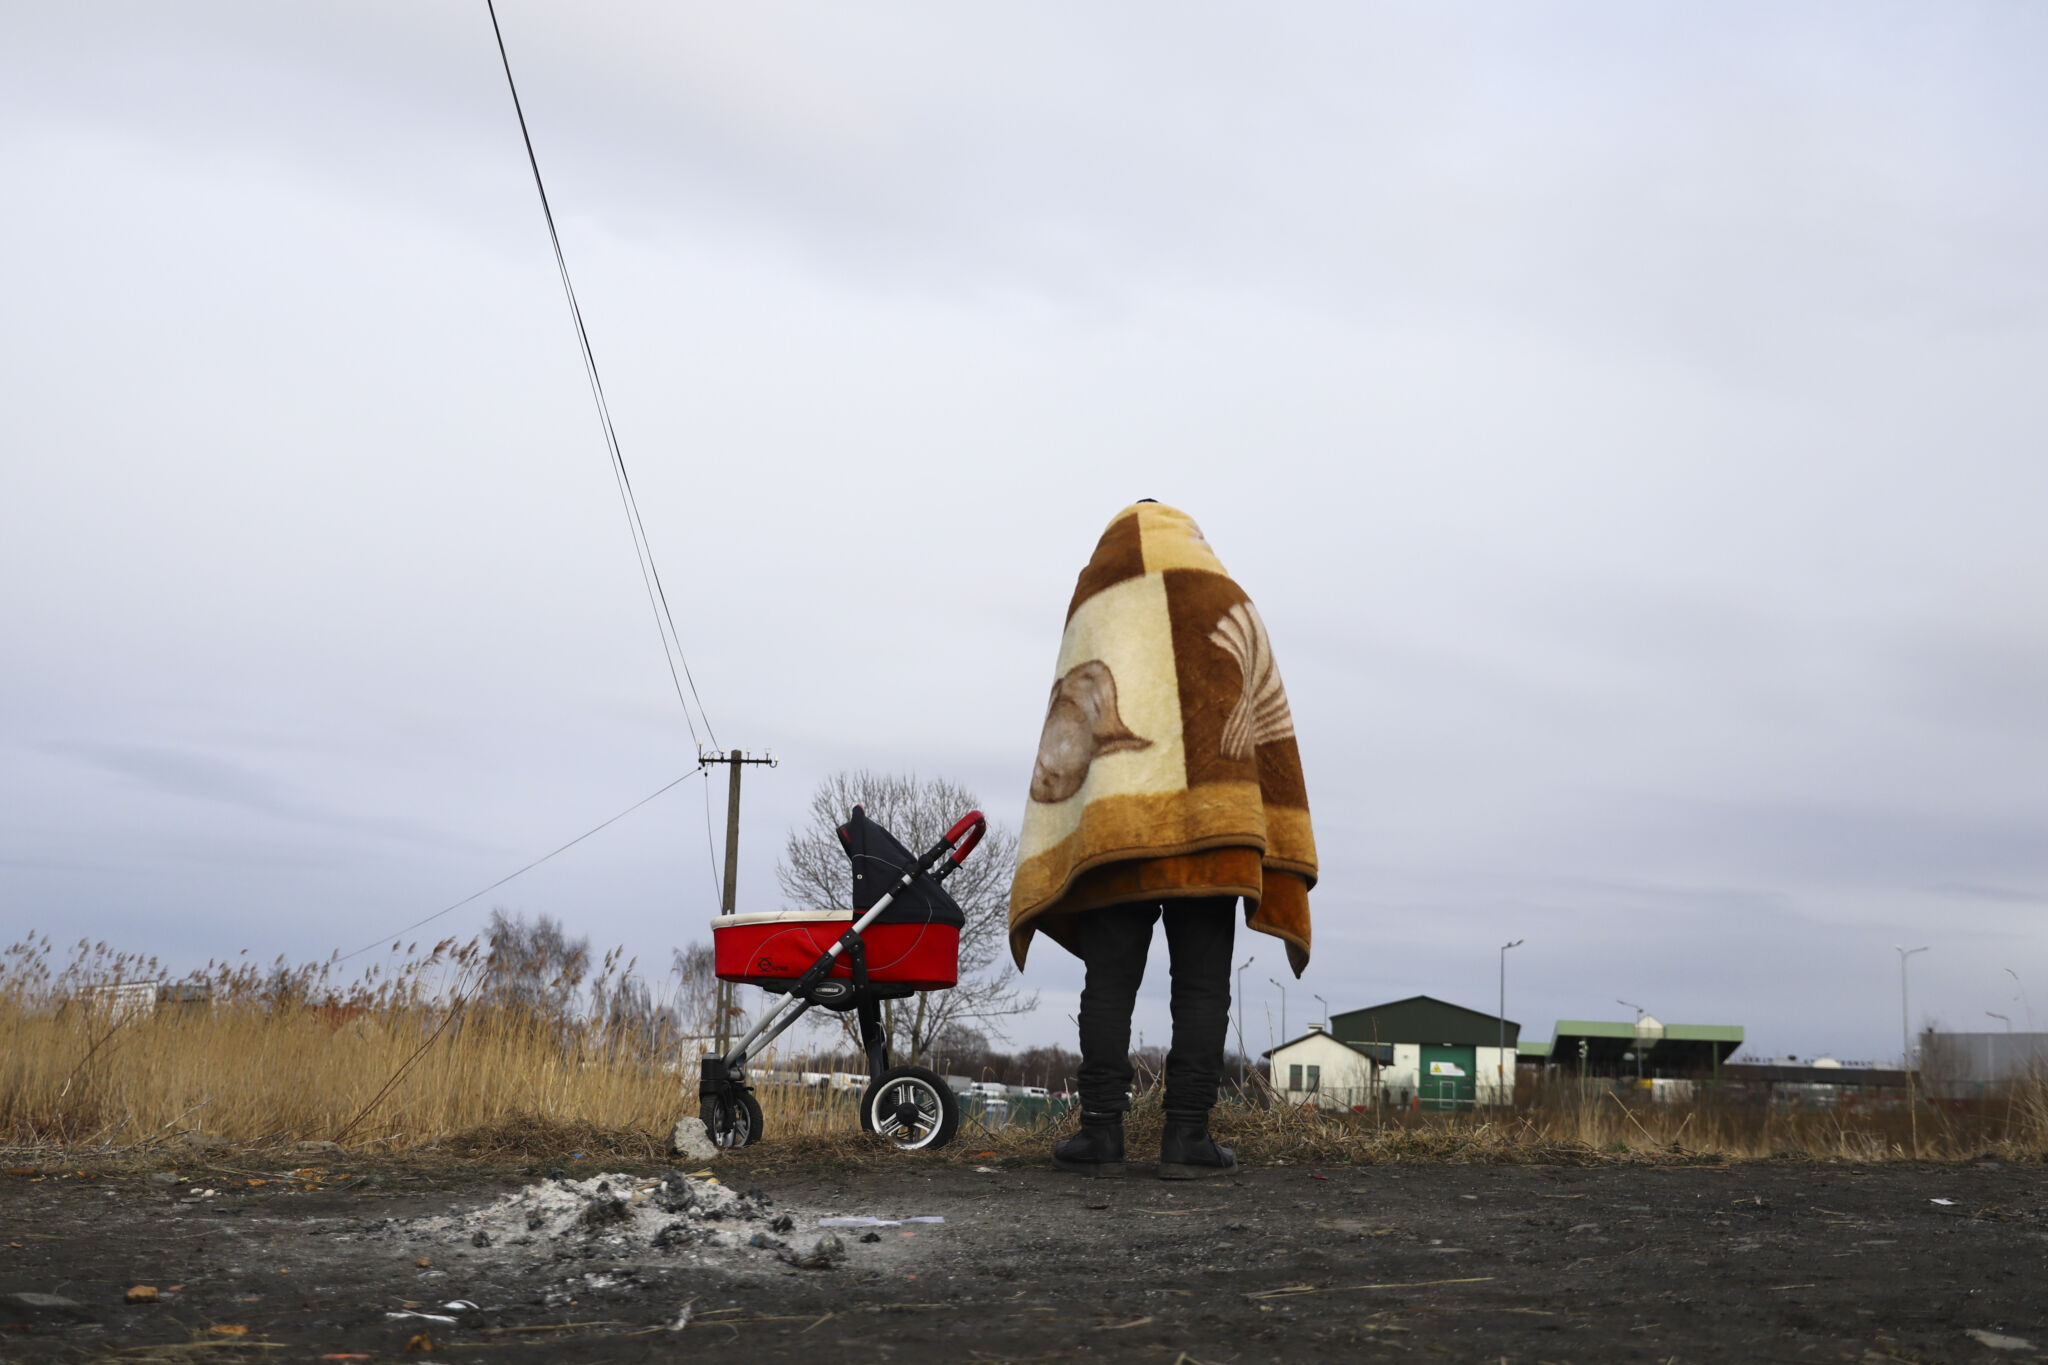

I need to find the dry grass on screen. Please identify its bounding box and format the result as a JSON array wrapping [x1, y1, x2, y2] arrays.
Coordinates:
[[6, 936, 2046, 1169], [716, 1075, 2048, 1178], [703, 1064, 2048, 1175], [1, 996, 676, 1156], [1, 933, 721, 1161]]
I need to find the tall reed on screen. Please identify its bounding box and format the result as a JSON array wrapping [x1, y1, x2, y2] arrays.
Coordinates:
[[6, 934, 2044, 1164]]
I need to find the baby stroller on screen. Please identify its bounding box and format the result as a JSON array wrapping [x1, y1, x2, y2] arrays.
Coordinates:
[[700, 805, 985, 1152]]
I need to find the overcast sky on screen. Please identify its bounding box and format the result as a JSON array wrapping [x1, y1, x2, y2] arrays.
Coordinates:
[[5, 2, 2045, 1064]]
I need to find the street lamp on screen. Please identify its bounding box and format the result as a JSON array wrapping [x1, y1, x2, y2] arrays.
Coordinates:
[[1619, 999, 1646, 1086], [1313, 994, 1330, 1031], [1895, 945, 1929, 1070], [1234, 956, 1255, 1087], [1896, 944, 1930, 1158], [1989, 1011, 2012, 1033], [1498, 939, 1523, 1107], [1269, 977, 1289, 1044]]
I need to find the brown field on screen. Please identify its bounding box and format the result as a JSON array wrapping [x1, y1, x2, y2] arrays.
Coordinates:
[[6, 939, 2046, 1170], [9, 940, 2048, 1363]]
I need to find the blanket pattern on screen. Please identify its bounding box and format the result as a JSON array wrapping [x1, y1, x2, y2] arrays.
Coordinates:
[[1008, 503, 1318, 974]]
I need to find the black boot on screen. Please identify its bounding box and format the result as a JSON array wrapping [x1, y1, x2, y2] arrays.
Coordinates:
[[1052, 1111, 1126, 1176], [1158, 1119, 1236, 1180]]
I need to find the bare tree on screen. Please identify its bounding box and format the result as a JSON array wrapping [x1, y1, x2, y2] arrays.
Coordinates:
[[591, 971, 674, 1051], [481, 909, 589, 1024], [669, 942, 730, 1048], [585, 946, 681, 1053], [777, 770, 1036, 1066]]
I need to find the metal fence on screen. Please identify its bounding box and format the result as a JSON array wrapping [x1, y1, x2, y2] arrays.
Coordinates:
[[956, 1093, 1075, 1132]]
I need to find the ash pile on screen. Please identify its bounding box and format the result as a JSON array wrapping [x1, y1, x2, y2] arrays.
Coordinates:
[[398, 1171, 842, 1270]]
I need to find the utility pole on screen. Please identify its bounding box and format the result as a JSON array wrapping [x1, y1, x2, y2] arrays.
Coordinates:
[[1619, 999, 1646, 1088], [1985, 1013, 2010, 1102], [1896, 945, 1928, 1159], [1498, 939, 1523, 1109], [703, 748, 777, 1055], [1235, 956, 1255, 1091], [1896, 946, 1927, 1070]]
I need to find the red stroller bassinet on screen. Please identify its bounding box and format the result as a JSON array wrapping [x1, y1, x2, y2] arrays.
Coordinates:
[[699, 804, 984, 1151]]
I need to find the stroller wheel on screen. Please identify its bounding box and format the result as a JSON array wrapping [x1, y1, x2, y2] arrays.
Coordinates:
[[702, 1089, 764, 1149], [860, 1066, 960, 1151]]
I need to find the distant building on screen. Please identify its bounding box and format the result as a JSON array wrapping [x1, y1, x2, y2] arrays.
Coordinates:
[[1262, 1024, 1392, 1109], [1542, 1017, 1743, 1079], [1919, 1032, 2048, 1101], [76, 980, 213, 1023], [1713, 1059, 1911, 1108], [79, 981, 158, 1023], [158, 982, 213, 1013], [1327, 995, 1521, 1110]]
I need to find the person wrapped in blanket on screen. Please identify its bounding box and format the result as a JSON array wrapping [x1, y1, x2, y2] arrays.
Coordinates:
[[1008, 500, 1318, 1178]]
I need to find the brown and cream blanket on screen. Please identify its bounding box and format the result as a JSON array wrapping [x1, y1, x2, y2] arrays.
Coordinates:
[[1008, 502, 1318, 975]]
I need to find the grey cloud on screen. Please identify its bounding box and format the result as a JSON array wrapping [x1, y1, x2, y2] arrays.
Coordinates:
[[44, 741, 475, 853], [55, 742, 290, 811], [1933, 883, 2048, 907]]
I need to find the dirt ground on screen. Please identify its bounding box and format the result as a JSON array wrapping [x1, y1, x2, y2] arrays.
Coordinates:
[[3, 1154, 2045, 1364]]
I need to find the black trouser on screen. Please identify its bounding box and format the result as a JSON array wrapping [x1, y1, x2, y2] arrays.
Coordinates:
[[1075, 895, 1237, 1121]]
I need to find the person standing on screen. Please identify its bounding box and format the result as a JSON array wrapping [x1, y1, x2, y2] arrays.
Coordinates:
[[1008, 501, 1317, 1178]]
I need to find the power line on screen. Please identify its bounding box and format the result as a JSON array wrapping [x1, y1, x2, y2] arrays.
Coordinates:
[[333, 766, 704, 964], [484, 0, 719, 751]]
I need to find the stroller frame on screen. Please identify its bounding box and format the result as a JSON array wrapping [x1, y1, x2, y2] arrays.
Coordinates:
[[698, 809, 985, 1149]]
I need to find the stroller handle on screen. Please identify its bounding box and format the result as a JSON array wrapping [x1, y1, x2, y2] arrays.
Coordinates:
[[943, 811, 987, 867]]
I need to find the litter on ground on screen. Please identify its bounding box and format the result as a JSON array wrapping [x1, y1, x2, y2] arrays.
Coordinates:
[[1966, 1329, 2034, 1351]]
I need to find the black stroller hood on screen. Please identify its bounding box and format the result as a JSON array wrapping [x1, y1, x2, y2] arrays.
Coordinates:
[[835, 806, 967, 927]]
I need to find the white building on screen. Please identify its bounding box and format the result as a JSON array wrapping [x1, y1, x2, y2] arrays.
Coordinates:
[[1322, 995, 1525, 1110], [1376, 1041, 1521, 1110], [1263, 1024, 1392, 1110], [79, 981, 159, 1022]]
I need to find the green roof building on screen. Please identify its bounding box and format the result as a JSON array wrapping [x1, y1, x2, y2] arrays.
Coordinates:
[[1545, 1016, 1743, 1078], [1328, 995, 1522, 1111]]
